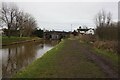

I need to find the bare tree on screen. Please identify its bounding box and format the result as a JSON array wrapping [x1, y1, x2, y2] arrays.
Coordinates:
[[0, 2, 18, 37], [22, 13, 37, 37], [94, 10, 118, 40], [0, 2, 37, 37], [14, 12, 37, 37], [15, 11, 26, 37], [106, 12, 112, 26], [95, 10, 112, 28]]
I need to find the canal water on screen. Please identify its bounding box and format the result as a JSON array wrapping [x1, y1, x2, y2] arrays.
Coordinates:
[[0, 40, 59, 78]]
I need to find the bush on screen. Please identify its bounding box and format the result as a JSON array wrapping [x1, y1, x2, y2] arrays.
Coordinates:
[[80, 34, 96, 43], [95, 25, 118, 41], [94, 40, 118, 54]]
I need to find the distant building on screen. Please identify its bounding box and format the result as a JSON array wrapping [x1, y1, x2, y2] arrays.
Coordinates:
[[44, 31, 70, 40], [77, 27, 94, 35], [86, 28, 94, 35]]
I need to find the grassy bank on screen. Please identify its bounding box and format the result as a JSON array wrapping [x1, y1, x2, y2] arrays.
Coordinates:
[[79, 37, 118, 68], [2, 36, 41, 46], [14, 39, 106, 78], [93, 48, 119, 72], [80, 40, 118, 65], [94, 48, 118, 63], [79, 40, 118, 73]]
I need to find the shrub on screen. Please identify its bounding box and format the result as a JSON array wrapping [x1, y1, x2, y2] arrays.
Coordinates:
[[94, 40, 118, 54]]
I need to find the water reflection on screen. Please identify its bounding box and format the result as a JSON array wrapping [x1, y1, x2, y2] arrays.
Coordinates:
[[1, 40, 59, 78]]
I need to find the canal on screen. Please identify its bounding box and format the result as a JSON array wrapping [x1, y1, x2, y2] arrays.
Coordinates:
[[0, 40, 59, 78]]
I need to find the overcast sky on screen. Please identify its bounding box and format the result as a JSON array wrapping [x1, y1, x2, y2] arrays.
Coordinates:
[[3, 2, 119, 31]]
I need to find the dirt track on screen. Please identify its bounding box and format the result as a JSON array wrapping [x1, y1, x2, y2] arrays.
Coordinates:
[[76, 40, 118, 78]]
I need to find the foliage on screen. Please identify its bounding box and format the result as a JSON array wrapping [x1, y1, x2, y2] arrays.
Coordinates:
[[2, 36, 32, 45], [80, 34, 96, 43], [93, 40, 118, 54], [72, 30, 78, 36], [95, 10, 118, 41], [94, 10, 118, 54], [95, 24, 118, 41], [0, 2, 37, 37], [32, 28, 43, 38], [3, 28, 19, 36]]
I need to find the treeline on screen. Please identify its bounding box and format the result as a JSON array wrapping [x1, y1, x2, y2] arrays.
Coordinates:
[[94, 10, 118, 53], [0, 3, 42, 37], [95, 10, 118, 41]]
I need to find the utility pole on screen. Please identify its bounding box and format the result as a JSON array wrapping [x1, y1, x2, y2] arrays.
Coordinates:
[[71, 24, 72, 32], [43, 28, 45, 39]]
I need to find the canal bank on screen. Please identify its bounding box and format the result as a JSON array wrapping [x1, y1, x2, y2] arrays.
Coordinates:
[[13, 39, 118, 78], [2, 37, 43, 46]]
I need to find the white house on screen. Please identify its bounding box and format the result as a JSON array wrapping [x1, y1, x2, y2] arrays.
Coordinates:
[[86, 28, 94, 35]]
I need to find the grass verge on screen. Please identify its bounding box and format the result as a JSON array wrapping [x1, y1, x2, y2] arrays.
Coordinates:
[[93, 48, 119, 72], [80, 40, 118, 66], [2, 36, 41, 46]]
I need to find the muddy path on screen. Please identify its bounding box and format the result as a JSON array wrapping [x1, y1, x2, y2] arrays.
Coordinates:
[[73, 39, 118, 78]]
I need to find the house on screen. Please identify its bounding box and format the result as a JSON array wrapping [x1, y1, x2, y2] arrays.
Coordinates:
[[77, 27, 94, 35], [86, 28, 94, 35]]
